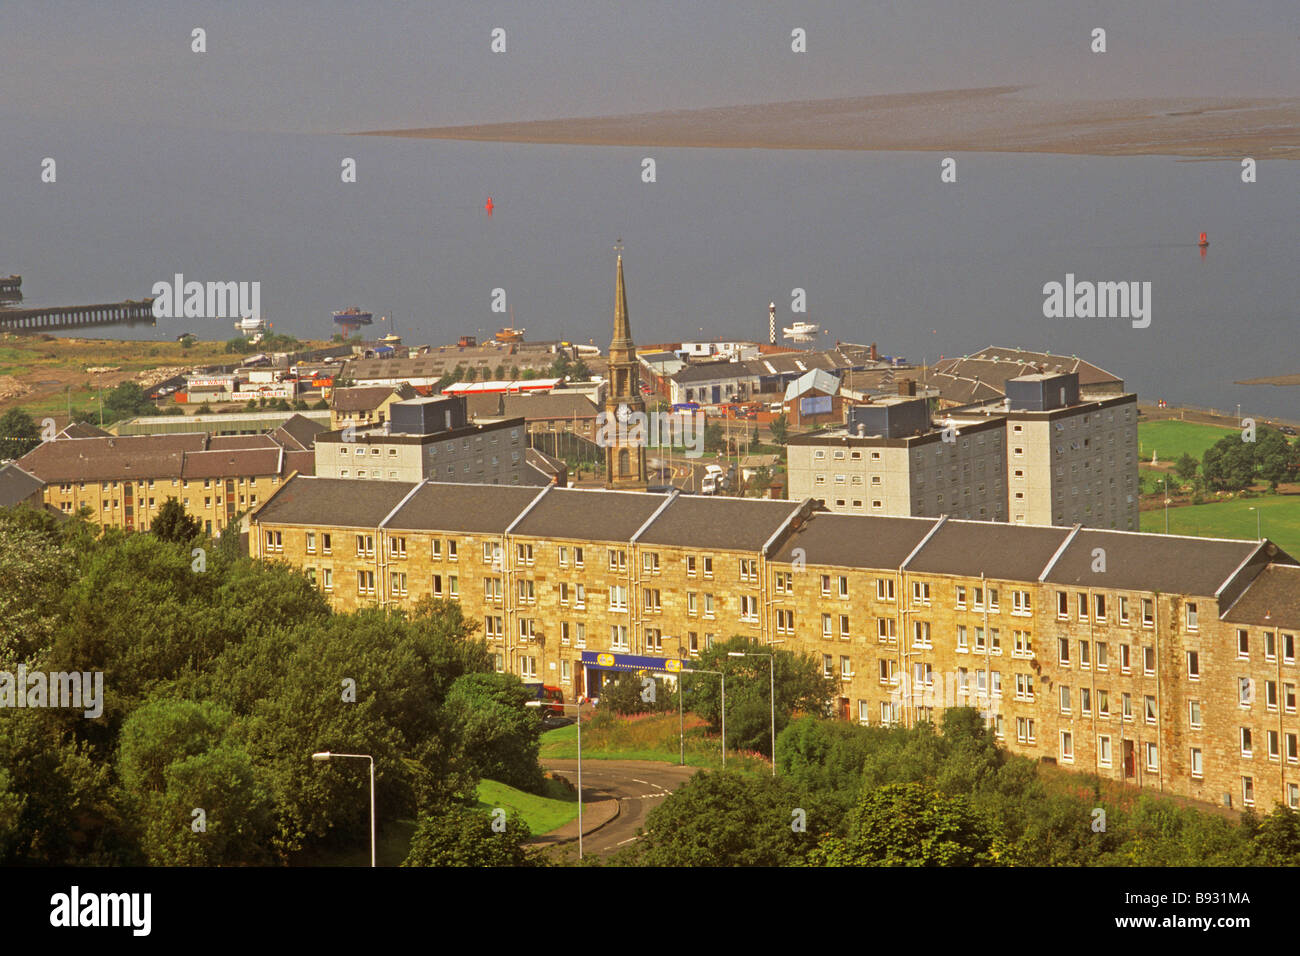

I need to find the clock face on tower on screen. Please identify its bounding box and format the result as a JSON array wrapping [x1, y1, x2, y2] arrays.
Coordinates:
[[617, 403, 630, 422]]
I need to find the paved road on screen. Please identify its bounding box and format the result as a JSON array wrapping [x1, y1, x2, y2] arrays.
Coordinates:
[[541, 759, 701, 859]]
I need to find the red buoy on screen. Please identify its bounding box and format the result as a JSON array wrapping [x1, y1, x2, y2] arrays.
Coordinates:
[[1198, 231, 1208, 247], [485, 197, 495, 217]]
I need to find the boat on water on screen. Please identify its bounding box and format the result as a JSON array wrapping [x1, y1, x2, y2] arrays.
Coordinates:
[[782, 320, 819, 342], [494, 326, 526, 343], [333, 307, 373, 336]]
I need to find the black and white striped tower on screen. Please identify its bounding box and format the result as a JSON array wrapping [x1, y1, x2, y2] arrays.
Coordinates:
[[768, 302, 776, 344]]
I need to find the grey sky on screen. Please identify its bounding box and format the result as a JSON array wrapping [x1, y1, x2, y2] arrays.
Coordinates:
[[2, 1, 1297, 133]]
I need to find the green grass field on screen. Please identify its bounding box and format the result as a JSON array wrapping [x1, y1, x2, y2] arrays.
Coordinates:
[[1137, 419, 1236, 465], [475, 777, 579, 835], [1140, 494, 1300, 556], [540, 712, 771, 773]]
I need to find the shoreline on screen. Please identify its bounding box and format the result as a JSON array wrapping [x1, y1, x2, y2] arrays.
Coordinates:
[[357, 87, 1300, 160]]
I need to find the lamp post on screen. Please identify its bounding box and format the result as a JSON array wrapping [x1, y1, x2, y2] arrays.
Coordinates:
[[1249, 506, 1262, 542], [310, 751, 375, 867], [680, 668, 725, 766], [1162, 477, 1170, 534], [527, 699, 588, 859], [727, 648, 779, 776]]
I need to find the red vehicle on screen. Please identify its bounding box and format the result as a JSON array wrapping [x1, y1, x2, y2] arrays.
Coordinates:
[[524, 682, 565, 717]]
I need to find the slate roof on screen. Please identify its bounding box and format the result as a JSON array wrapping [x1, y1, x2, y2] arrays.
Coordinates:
[[1043, 529, 1263, 597], [770, 513, 939, 568], [0, 463, 44, 507], [253, 476, 417, 528], [637, 495, 802, 551], [511, 487, 668, 541]]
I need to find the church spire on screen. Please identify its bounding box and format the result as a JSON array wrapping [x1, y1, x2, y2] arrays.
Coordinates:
[[611, 249, 633, 354], [603, 241, 647, 491]]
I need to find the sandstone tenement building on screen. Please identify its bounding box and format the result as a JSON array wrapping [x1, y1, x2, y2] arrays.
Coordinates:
[[248, 475, 1300, 813]]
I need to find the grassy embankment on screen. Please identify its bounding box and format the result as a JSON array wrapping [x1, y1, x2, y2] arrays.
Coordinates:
[[540, 711, 772, 774]]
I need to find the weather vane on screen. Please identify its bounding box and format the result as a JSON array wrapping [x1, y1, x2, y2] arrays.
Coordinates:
[[614, 238, 624, 254]]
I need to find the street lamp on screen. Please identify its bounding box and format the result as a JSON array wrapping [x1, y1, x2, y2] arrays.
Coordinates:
[[1249, 506, 1262, 542], [310, 751, 375, 867], [527, 699, 589, 859], [680, 668, 725, 766], [1162, 477, 1170, 534], [727, 648, 779, 776]]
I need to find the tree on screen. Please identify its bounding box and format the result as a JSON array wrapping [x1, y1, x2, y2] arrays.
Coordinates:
[[688, 635, 837, 756], [598, 671, 674, 717], [116, 699, 276, 865], [811, 782, 996, 866], [1173, 453, 1199, 484], [1256, 429, 1299, 490], [101, 382, 155, 423], [403, 805, 535, 866], [703, 421, 724, 453], [769, 413, 789, 445], [1248, 805, 1300, 865], [0, 512, 76, 664], [0, 408, 41, 458], [151, 498, 202, 543], [442, 672, 546, 793], [618, 770, 820, 866], [1202, 434, 1256, 491]]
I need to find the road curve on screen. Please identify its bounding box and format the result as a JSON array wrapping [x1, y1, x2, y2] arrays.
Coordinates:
[[541, 759, 702, 859]]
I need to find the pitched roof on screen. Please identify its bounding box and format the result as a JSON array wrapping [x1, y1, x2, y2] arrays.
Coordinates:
[[783, 368, 841, 401], [331, 384, 416, 413], [904, 519, 1073, 581], [1223, 564, 1300, 629], [283, 450, 316, 476], [253, 476, 417, 528], [637, 495, 802, 551], [463, 393, 503, 419], [770, 513, 939, 568], [500, 392, 598, 420], [383, 482, 544, 534], [17, 433, 209, 482], [0, 463, 44, 507], [208, 434, 280, 450], [59, 422, 112, 439], [271, 413, 328, 451], [1042, 529, 1263, 597], [524, 447, 566, 481], [511, 487, 667, 541], [181, 448, 283, 480], [17, 432, 293, 482]]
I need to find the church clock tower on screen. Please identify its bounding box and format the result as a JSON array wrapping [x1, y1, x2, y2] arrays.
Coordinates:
[[604, 245, 648, 490]]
